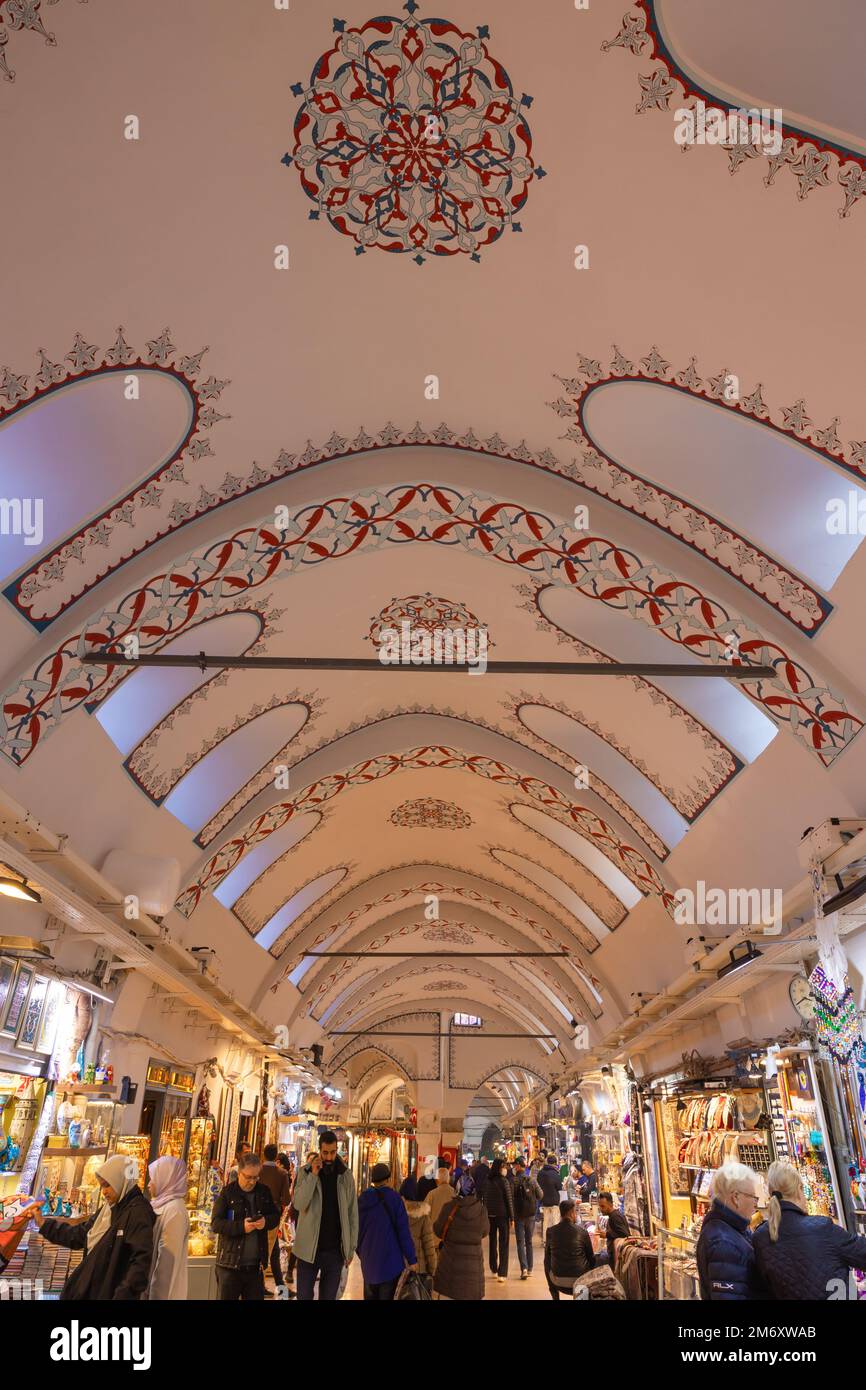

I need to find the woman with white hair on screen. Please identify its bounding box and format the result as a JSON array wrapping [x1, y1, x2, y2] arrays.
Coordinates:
[[754, 1160, 866, 1300], [695, 1160, 765, 1300]]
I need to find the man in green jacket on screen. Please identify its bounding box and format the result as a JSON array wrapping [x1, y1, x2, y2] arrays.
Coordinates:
[[293, 1131, 359, 1300]]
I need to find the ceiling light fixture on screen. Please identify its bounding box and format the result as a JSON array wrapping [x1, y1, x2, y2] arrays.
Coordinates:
[[717, 941, 763, 980], [0, 874, 42, 904]]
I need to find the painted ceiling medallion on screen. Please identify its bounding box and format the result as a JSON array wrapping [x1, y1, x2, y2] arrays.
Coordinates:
[[390, 797, 472, 830], [548, 344, 866, 636], [422, 923, 475, 945], [369, 593, 489, 646], [424, 980, 467, 991], [285, 2, 544, 262], [603, 3, 866, 218]]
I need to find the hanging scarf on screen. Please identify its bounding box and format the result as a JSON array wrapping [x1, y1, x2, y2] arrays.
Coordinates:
[[86, 1153, 139, 1253], [148, 1155, 188, 1214]]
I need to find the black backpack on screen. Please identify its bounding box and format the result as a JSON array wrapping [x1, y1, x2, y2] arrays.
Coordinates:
[[513, 1175, 537, 1220]]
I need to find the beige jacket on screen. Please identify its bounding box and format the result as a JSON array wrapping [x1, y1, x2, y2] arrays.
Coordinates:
[[428, 1178, 455, 1226]]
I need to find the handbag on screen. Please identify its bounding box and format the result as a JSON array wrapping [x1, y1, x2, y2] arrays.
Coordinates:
[[396, 1269, 432, 1301]]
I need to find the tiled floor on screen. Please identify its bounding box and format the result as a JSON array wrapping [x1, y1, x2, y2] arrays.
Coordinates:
[[273, 1223, 560, 1302]]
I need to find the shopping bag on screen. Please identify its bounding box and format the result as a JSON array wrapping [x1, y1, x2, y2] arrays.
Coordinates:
[[395, 1269, 433, 1301]]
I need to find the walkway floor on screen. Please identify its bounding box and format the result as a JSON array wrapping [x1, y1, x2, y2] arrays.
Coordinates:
[[272, 1222, 561, 1301]]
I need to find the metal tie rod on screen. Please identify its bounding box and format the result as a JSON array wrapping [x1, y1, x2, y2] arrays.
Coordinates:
[[82, 652, 776, 680], [328, 1031, 558, 1039], [303, 950, 572, 958]]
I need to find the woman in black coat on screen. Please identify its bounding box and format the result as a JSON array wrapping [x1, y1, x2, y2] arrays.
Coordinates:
[[485, 1158, 514, 1282], [24, 1153, 155, 1300], [754, 1161, 866, 1301]]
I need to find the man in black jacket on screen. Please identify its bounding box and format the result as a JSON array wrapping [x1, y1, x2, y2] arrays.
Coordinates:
[[544, 1200, 595, 1299], [598, 1191, 630, 1266], [212, 1151, 279, 1300]]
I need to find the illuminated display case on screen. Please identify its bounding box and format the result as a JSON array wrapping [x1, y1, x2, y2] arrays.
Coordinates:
[[113, 1134, 151, 1191], [186, 1116, 215, 1209], [34, 1086, 124, 1219], [0, 1073, 49, 1195]]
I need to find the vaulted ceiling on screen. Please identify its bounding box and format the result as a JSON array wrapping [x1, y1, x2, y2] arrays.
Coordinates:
[[1, 0, 865, 1092]]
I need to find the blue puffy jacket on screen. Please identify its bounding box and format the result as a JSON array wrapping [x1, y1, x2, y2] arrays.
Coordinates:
[[753, 1200, 866, 1301], [696, 1200, 765, 1300], [357, 1185, 417, 1285]]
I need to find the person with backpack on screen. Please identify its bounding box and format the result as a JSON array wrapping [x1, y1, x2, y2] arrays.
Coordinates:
[[357, 1163, 417, 1300], [512, 1158, 543, 1279]]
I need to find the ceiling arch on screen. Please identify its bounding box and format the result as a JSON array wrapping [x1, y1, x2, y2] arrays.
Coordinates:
[[258, 863, 613, 1018], [312, 957, 573, 1049], [3, 482, 857, 777], [284, 900, 600, 1028], [174, 741, 676, 924]]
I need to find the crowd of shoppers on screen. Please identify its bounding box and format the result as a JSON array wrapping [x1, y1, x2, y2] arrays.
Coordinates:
[[22, 1136, 866, 1303]]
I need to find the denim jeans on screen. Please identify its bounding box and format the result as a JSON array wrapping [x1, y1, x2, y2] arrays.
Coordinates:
[[514, 1217, 535, 1272], [216, 1264, 265, 1300], [296, 1248, 344, 1301]]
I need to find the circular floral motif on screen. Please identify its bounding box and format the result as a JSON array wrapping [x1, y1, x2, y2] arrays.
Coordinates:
[[422, 923, 475, 945], [391, 797, 472, 829], [286, 4, 544, 262], [369, 592, 490, 646]]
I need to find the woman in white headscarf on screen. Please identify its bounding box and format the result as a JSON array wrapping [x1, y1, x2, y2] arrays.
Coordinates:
[[24, 1152, 155, 1300], [147, 1155, 189, 1300]]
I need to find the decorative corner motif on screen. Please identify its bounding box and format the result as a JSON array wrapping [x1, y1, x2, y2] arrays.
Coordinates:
[[603, 3, 866, 218], [0, 0, 89, 84], [1, 327, 231, 629], [548, 343, 861, 636], [285, 3, 544, 261]]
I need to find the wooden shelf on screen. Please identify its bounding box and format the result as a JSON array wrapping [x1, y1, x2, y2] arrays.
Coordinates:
[[42, 1145, 108, 1158], [57, 1085, 117, 1099]]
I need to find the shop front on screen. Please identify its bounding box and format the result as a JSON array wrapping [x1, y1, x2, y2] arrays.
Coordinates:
[[136, 1058, 198, 1166], [348, 1124, 416, 1191]]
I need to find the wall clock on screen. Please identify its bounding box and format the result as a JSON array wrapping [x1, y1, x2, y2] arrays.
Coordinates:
[[789, 975, 817, 1021]]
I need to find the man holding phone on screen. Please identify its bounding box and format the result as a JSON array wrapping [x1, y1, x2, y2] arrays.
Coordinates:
[[211, 1151, 279, 1300], [293, 1131, 358, 1300]]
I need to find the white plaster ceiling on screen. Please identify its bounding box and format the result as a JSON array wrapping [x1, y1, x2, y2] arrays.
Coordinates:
[[1, 0, 865, 1079]]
